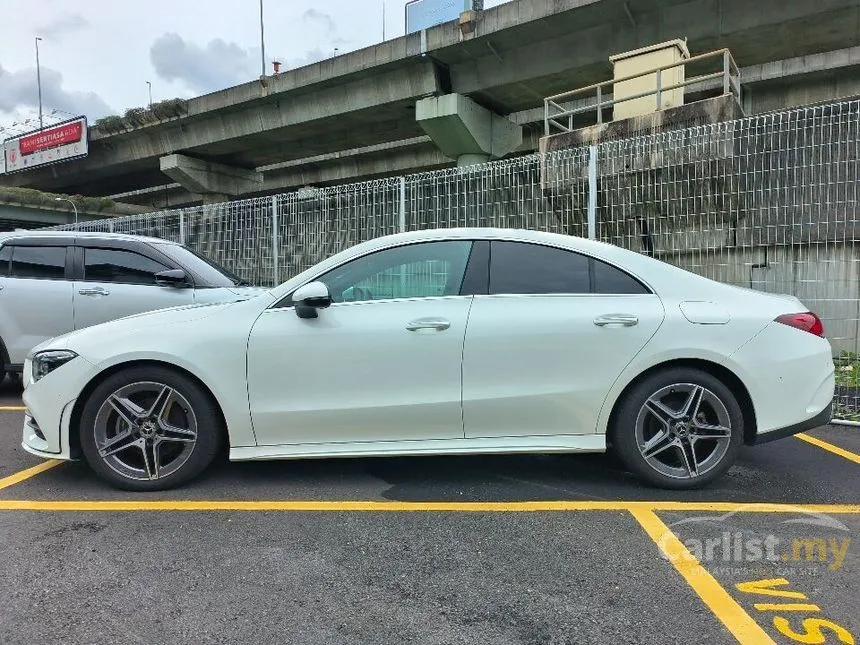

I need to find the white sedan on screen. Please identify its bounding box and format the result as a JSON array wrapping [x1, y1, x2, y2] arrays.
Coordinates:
[[21, 228, 835, 491]]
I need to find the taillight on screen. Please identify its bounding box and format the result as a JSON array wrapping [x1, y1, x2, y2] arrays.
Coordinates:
[[775, 312, 825, 338]]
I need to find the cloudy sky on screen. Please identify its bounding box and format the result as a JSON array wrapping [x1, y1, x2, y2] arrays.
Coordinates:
[[0, 0, 509, 135]]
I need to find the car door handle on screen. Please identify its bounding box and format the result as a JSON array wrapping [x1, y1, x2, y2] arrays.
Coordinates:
[[593, 314, 639, 327], [78, 287, 110, 296], [406, 318, 451, 332]]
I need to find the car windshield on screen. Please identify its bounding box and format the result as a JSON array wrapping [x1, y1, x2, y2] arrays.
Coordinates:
[[154, 243, 250, 287]]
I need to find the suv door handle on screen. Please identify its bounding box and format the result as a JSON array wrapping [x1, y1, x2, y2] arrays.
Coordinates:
[[593, 314, 638, 327], [78, 287, 110, 296], [406, 318, 451, 332]]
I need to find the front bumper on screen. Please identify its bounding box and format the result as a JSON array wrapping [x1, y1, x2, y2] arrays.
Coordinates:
[[21, 354, 96, 461]]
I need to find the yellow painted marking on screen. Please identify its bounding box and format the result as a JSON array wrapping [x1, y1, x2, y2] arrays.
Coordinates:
[[0, 460, 63, 491], [752, 603, 821, 612], [736, 579, 808, 599], [796, 433, 860, 464], [0, 500, 858, 513], [630, 508, 775, 645], [0, 406, 26, 411]]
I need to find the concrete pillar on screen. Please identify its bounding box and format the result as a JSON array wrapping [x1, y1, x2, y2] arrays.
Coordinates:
[[160, 153, 262, 201], [415, 94, 522, 167]]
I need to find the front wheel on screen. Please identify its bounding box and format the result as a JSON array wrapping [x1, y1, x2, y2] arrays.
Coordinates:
[[79, 366, 224, 491], [611, 368, 744, 490]]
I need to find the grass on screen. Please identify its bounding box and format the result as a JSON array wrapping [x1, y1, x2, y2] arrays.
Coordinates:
[[834, 351, 860, 389], [833, 351, 860, 421]]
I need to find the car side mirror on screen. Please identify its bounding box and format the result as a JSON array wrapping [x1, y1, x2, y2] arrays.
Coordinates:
[[292, 281, 332, 319], [155, 269, 189, 288]]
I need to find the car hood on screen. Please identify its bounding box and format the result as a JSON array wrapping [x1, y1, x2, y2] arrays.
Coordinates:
[[29, 300, 241, 356]]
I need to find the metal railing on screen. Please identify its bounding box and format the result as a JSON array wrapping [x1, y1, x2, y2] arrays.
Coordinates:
[[544, 48, 742, 135]]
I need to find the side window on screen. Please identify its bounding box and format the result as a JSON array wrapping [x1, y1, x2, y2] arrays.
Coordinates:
[[490, 241, 591, 294], [317, 241, 473, 303], [0, 245, 11, 276], [592, 257, 650, 294], [9, 246, 66, 280], [83, 248, 169, 285], [489, 241, 649, 295]]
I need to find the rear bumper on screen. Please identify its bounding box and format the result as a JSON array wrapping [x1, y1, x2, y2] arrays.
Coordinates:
[[748, 402, 833, 445]]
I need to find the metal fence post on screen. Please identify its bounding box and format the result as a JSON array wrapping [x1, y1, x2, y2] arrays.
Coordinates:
[[596, 85, 603, 124], [398, 176, 407, 233], [108, 220, 114, 233], [179, 211, 185, 245], [587, 145, 597, 240], [271, 195, 279, 286]]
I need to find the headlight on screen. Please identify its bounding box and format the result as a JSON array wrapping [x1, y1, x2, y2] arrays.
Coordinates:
[[31, 350, 78, 383]]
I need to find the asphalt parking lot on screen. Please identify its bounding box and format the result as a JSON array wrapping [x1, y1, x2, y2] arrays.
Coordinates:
[[0, 379, 857, 645]]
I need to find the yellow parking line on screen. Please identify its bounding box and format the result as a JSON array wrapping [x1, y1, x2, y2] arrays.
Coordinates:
[[630, 508, 775, 644], [0, 460, 63, 491], [0, 500, 858, 513], [796, 432, 860, 464], [0, 406, 25, 411]]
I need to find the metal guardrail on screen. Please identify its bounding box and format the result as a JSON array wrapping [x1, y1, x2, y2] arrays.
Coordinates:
[[544, 48, 742, 135]]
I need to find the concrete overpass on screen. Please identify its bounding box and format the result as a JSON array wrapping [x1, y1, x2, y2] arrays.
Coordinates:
[[2, 0, 859, 209]]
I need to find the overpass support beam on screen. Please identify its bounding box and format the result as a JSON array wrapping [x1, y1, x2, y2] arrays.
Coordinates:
[[416, 94, 522, 167], [159, 154, 263, 204]]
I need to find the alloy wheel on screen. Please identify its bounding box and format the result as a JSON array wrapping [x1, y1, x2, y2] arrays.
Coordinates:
[[634, 382, 733, 480], [93, 381, 198, 481]]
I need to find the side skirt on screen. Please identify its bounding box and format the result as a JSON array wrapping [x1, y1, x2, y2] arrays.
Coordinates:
[[230, 434, 606, 461]]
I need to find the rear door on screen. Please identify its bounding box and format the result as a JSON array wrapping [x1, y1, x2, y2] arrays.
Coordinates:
[[0, 240, 74, 365], [462, 240, 665, 438], [72, 242, 195, 330]]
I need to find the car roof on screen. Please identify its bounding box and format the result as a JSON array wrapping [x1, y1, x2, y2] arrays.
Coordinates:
[[0, 230, 178, 246]]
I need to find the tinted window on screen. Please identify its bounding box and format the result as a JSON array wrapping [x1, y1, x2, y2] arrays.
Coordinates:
[[154, 243, 246, 287], [318, 241, 473, 303], [489, 241, 648, 295], [592, 257, 649, 294], [10, 246, 66, 280], [84, 248, 168, 285], [0, 245, 11, 276]]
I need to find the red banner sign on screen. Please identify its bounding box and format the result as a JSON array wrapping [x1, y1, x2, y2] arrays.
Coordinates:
[[2, 116, 88, 174], [18, 121, 84, 156]]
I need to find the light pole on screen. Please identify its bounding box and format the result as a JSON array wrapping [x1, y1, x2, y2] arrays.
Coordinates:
[[35, 37, 43, 130], [147, 81, 152, 108], [54, 197, 78, 228], [259, 0, 266, 77]]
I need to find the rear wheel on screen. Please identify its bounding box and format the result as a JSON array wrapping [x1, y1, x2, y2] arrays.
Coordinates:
[[611, 368, 744, 489], [80, 366, 223, 491]]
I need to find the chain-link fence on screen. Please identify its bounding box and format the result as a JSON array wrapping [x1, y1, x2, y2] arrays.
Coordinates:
[[55, 99, 860, 420]]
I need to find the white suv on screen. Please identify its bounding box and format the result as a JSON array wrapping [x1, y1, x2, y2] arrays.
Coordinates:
[[0, 231, 266, 381]]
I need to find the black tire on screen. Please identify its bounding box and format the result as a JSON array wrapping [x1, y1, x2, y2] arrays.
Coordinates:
[[611, 368, 744, 490], [79, 365, 224, 491]]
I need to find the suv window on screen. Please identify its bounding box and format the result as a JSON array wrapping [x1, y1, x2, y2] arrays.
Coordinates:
[[489, 241, 649, 295], [0, 245, 11, 275], [8, 245, 66, 280], [84, 248, 169, 285], [317, 241, 473, 303]]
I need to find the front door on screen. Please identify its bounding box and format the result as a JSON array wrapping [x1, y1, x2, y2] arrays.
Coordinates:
[[462, 240, 665, 438], [73, 245, 195, 330], [247, 240, 476, 447]]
